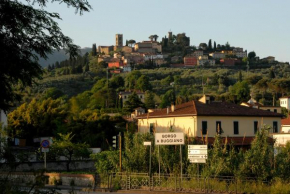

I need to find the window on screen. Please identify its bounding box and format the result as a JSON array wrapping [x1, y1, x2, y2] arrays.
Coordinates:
[[149, 123, 155, 133], [202, 121, 207, 135], [274, 109, 277, 113], [124, 95, 127, 99], [216, 121, 222, 134], [254, 121, 258, 134], [234, 121, 239, 135], [273, 121, 278, 133]]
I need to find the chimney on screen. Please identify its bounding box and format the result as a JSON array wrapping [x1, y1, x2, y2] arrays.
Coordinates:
[[167, 107, 169, 114], [171, 104, 175, 112]]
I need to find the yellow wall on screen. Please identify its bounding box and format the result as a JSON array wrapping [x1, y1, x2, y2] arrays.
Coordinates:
[[138, 116, 197, 136], [138, 115, 281, 137]]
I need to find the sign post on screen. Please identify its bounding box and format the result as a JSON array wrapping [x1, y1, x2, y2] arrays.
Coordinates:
[[40, 139, 50, 169], [143, 141, 152, 177], [155, 133, 184, 179]]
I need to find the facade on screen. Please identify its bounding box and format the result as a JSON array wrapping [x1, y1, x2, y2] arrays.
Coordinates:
[[279, 96, 290, 109], [221, 58, 236, 66], [137, 95, 282, 146], [234, 51, 247, 58], [116, 34, 123, 47], [197, 56, 215, 66], [281, 116, 290, 133], [108, 61, 123, 68], [209, 52, 225, 59], [193, 50, 203, 57], [135, 41, 162, 53], [184, 56, 197, 66], [98, 46, 114, 55], [119, 91, 145, 104]]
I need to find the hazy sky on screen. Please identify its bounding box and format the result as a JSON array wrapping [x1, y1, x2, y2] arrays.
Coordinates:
[[36, 0, 290, 62]]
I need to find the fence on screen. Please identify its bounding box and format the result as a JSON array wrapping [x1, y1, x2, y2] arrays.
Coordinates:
[[106, 173, 271, 194]]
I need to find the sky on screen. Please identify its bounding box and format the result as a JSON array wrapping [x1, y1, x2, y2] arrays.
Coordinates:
[[33, 0, 290, 62]]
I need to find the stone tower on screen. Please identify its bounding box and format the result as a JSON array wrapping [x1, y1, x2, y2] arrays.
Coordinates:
[[115, 34, 123, 47], [168, 31, 172, 41]]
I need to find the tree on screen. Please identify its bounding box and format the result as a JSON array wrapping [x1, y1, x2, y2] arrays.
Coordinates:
[[128, 39, 136, 47], [229, 81, 250, 103], [136, 75, 152, 91], [144, 91, 155, 109], [51, 132, 91, 171], [248, 51, 256, 59], [123, 92, 144, 113], [92, 43, 97, 56], [214, 41, 216, 51], [208, 39, 212, 51], [0, 0, 91, 111], [238, 71, 243, 82]]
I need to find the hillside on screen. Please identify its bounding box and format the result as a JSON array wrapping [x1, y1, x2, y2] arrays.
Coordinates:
[[37, 47, 91, 67]]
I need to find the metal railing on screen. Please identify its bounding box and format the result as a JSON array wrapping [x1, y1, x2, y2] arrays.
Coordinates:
[[108, 173, 271, 193]]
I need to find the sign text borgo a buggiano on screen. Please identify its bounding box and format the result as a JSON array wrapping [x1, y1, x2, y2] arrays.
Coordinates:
[[155, 132, 184, 145]]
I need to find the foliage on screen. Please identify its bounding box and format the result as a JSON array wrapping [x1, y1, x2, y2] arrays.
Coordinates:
[[123, 92, 145, 113], [229, 81, 250, 103], [50, 132, 91, 171], [0, 0, 91, 111], [238, 126, 274, 180], [91, 150, 119, 175]]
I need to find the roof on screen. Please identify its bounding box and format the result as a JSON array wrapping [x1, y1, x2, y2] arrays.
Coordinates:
[[137, 100, 283, 119], [279, 96, 290, 99], [282, 117, 290, 125]]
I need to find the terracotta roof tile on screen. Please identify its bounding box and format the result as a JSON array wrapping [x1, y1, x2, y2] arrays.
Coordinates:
[[137, 101, 283, 118], [282, 117, 290, 125]]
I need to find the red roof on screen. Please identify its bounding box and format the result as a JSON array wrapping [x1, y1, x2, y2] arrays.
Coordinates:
[[282, 117, 290, 125], [137, 100, 283, 118]]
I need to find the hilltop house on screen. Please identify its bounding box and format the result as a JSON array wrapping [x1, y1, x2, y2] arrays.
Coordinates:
[[279, 96, 290, 110], [241, 98, 281, 113], [137, 95, 282, 146], [119, 91, 145, 105]]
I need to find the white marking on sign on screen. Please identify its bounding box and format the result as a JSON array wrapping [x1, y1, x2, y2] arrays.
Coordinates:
[[144, 142, 151, 146], [189, 158, 206, 163], [188, 150, 208, 155], [155, 133, 184, 145]]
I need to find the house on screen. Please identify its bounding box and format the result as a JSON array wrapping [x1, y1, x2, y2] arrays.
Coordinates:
[[241, 98, 281, 113], [108, 61, 123, 68], [209, 52, 225, 59], [281, 116, 290, 133], [135, 41, 162, 53], [193, 50, 203, 57], [279, 96, 290, 109], [119, 91, 145, 105], [137, 95, 282, 146], [261, 56, 275, 63], [98, 46, 114, 55], [197, 55, 215, 66], [220, 58, 237, 66], [184, 56, 197, 66]]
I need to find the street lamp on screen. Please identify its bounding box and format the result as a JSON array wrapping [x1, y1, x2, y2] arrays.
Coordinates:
[[143, 141, 152, 177]]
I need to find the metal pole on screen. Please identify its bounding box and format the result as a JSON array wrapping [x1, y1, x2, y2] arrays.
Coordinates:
[[119, 132, 122, 172], [158, 145, 160, 179], [149, 145, 152, 177], [180, 145, 182, 180], [44, 151, 46, 170]]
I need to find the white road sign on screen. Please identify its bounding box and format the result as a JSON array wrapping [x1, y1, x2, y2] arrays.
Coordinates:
[[155, 133, 184, 145], [188, 144, 208, 163]]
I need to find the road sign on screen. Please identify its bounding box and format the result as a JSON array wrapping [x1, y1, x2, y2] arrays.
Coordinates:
[[144, 142, 151, 146], [189, 158, 206, 163], [155, 132, 184, 145], [41, 140, 50, 148], [188, 144, 208, 163]]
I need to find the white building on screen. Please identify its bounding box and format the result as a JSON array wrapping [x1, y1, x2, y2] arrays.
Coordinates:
[[279, 96, 290, 110]]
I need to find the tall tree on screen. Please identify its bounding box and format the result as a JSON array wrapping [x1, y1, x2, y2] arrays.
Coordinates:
[[208, 39, 212, 51], [214, 41, 216, 51], [92, 43, 97, 56], [0, 0, 91, 111]]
